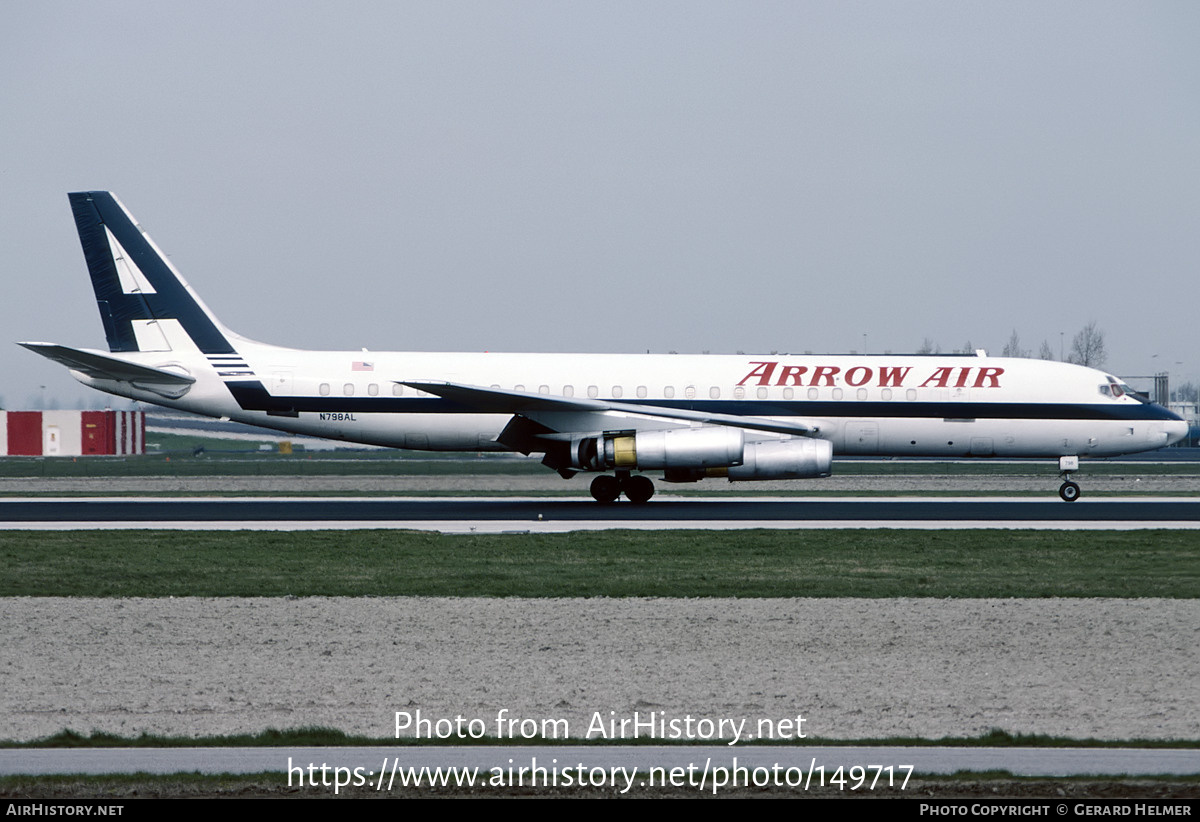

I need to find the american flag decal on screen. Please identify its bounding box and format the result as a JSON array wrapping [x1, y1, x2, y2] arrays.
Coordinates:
[[352, 361, 375, 371]]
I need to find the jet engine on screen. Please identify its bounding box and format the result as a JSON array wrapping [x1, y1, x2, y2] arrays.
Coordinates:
[[570, 427, 745, 472], [571, 427, 833, 481], [725, 438, 832, 480]]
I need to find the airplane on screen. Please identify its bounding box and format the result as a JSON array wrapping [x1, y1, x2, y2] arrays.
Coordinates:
[[21, 191, 1189, 503]]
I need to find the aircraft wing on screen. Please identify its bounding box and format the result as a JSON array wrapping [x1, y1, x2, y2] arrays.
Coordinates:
[[18, 342, 196, 386], [401, 380, 814, 437]]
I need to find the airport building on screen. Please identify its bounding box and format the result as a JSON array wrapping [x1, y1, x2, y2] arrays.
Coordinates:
[[0, 410, 145, 456]]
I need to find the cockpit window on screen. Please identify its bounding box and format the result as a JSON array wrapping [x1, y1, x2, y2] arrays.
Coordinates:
[[1121, 384, 1150, 403], [1103, 376, 1149, 403]]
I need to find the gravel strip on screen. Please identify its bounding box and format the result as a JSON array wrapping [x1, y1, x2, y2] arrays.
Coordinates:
[[2, 597, 1195, 743]]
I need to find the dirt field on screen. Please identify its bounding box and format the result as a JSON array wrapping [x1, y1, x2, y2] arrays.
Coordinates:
[[3, 596, 1196, 744]]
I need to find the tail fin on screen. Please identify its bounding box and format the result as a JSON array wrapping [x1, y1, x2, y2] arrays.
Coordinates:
[[69, 191, 238, 355]]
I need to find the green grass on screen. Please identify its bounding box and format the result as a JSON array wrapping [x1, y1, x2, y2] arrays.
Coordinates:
[[6, 727, 1196, 749], [5, 771, 1195, 799], [0, 454, 548, 478], [2, 529, 1197, 598]]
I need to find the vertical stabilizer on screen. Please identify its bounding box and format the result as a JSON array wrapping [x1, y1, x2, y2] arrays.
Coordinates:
[[69, 191, 237, 355]]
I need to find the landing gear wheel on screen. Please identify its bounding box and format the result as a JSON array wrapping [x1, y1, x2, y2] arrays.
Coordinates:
[[590, 475, 620, 504], [623, 474, 655, 504], [1059, 481, 1081, 502]]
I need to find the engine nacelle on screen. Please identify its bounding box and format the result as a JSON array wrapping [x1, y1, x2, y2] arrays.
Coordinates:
[[726, 438, 832, 480], [571, 427, 745, 471]]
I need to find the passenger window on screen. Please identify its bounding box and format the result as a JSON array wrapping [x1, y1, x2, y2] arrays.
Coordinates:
[[832, 388, 843, 400], [637, 386, 647, 399], [319, 383, 330, 396], [734, 386, 745, 399], [514, 384, 525, 393], [783, 387, 794, 400], [612, 386, 623, 398], [664, 386, 675, 399], [756, 387, 766, 399], [393, 384, 404, 396], [856, 388, 867, 400], [538, 385, 550, 395], [368, 383, 379, 396], [563, 385, 574, 397], [710, 386, 720, 399], [906, 389, 917, 401], [587, 385, 599, 398], [807, 388, 818, 400], [343, 383, 354, 396], [685, 385, 696, 399], [881, 388, 892, 401]]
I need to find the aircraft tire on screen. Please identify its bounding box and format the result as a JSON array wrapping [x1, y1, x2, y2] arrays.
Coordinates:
[[590, 475, 620, 504], [1059, 481, 1081, 502], [623, 474, 655, 504]]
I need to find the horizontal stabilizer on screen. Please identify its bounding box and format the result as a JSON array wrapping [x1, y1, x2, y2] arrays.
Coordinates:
[[18, 342, 196, 386], [401, 380, 814, 437]]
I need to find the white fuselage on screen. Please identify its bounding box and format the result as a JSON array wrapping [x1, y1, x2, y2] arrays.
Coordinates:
[[76, 342, 1185, 461]]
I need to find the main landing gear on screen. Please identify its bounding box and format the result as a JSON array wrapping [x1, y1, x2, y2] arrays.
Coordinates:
[[590, 471, 655, 504], [1058, 455, 1081, 502]]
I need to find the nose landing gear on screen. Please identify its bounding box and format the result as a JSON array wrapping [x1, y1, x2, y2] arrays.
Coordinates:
[[1059, 480, 1081, 502], [1058, 456, 1081, 502], [589, 471, 655, 504]]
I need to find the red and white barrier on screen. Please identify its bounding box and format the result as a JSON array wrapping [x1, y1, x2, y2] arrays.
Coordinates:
[[0, 410, 145, 456]]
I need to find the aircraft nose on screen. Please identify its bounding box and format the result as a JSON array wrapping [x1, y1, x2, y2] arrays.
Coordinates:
[[1165, 418, 1189, 446]]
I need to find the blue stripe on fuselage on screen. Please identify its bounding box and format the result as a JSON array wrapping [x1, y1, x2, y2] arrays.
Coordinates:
[[222, 381, 1182, 422]]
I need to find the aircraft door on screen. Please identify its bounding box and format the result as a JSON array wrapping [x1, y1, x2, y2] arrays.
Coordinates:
[[970, 437, 994, 456], [268, 371, 294, 395], [44, 426, 61, 456], [846, 420, 879, 454]]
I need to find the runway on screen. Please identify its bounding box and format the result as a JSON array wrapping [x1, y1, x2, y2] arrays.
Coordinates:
[[1, 495, 1199, 531]]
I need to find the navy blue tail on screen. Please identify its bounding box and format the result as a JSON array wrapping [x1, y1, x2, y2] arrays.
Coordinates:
[[69, 191, 236, 355]]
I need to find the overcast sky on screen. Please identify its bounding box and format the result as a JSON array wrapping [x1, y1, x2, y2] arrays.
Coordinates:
[[3, 1, 1198, 408]]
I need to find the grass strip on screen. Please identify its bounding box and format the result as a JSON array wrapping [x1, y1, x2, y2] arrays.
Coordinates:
[[0, 455, 549, 478], [1, 529, 1197, 598], [5, 728, 1197, 749], [4, 772, 1197, 799]]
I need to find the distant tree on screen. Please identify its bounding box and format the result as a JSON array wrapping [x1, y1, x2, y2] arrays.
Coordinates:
[[957, 340, 975, 355], [1002, 330, 1029, 358], [1037, 340, 1055, 360], [916, 338, 940, 355], [1173, 382, 1199, 403], [1067, 321, 1107, 368]]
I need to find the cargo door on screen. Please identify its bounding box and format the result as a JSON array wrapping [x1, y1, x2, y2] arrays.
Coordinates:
[[81, 411, 110, 455], [846, 420, 879, 454]]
